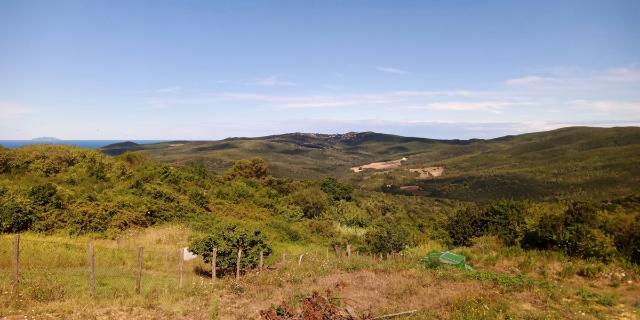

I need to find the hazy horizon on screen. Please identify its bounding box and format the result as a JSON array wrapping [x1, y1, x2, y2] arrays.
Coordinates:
[[2, 123, 640, 142]]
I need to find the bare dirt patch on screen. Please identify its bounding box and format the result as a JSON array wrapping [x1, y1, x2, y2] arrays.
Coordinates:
[[218, 269, 484, 319], [351, 158, 407, 173], [400, 186, 422, 195], [409, 167, 444, 179]]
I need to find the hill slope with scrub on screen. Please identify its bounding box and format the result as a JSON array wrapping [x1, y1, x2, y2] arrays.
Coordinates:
[[102, 127, 640, 201], [1, 131, 639, 318]]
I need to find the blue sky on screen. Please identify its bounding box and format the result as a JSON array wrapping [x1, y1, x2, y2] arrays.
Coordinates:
[[1, 0, 639, 139]]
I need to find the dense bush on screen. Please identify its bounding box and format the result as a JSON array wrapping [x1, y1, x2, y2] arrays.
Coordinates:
[[28, 183, 63, 208], [320, 177, 353, 201], [289, 186, 329, 218], [365, 216, 414, 255], [483, 200, 528, 246], [448, 200, 634, 263], [0, 200, 34, 232], [326, 200, 370, 227], [446, 206, 486, 247], [189, 223, 271, 271], [0, 146, 214, 234], [224, 157, 268, 180]]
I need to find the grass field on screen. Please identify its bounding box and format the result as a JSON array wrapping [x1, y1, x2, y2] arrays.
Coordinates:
[[1, 225, 638, 319]]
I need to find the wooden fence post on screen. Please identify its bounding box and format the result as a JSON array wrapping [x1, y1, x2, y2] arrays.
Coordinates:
[[88, 242, 96, 297], [346, 244, 352, 258], [12, 234, 19, 294], [135, 247, 143, 295], [259, 250, 264, 270], [211, 248, 217, 283], [178, 248, 184, 288], [235, 248, 242, 279]]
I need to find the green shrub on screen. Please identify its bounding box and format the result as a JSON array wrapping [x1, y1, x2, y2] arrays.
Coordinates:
[[483, 199, 528, 246], [306, 219, 337, 238], [320, 177, 353, 201], [365, 216, 414, 254], [224, 158, 268, 180], [267, 220, 304, 242], [561, 225, 617, 262], [0, 200, 34, 233], [577, 263, 604, 278], [326, 201, 370, 227], [190, 190, 209, 208], [189, 223, 272, 272], [446, 206, 486, 246], [558, 264, 576, 278], [28, 183, 62, 208], [289, 186, 329, 219]]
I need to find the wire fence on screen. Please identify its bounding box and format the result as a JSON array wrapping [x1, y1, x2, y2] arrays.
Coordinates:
[[0, 234, 216, 299], [0, 233, 404, 302]]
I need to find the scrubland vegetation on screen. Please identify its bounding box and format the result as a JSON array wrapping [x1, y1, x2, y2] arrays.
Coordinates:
[[1, 129, 639, 319]]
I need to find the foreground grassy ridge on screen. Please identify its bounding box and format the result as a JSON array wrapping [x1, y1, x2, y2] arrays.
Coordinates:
[[1, 227, 638, 319]]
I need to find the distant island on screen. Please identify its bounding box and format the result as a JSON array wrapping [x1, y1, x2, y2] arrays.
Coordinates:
[[31, 137, 61, 141]]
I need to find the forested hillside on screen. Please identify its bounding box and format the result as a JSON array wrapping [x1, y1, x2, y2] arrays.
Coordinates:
[[1, 142, 638, 264]]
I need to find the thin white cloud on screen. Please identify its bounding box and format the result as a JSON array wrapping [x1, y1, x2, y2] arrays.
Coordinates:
[[569, 100, 640, 113], [145, 90, 478, 109], [155, 86, 183, 93], [391, 90, 480, 97], [248, 75, 296, 87], [375, 66, 408, 75], [598, 66, 640, 82], [506, 65, 640, 87], [143, 65, 640, 124], [426, 101, 520, 113], [0, 101, 34, 119], [505, 76, 562, 86]]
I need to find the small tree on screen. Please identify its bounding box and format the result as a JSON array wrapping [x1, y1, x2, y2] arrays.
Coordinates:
[[446, 206, 486, 246], [0, 201, 34, 233], [189, 223, 271, 271], [28, 183, 63, 208], [365, 216, 414, 255], [320, 177, 353, 201], [483, 199, 528, 246], [289, 186, 329, 218]]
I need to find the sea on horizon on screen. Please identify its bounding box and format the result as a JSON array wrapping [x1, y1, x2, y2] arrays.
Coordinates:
[[0, 140, 164, 149]]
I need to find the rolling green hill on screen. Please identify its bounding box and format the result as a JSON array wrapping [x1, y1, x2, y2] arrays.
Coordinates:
[[2, 128, 639, 318], [102, 132, 452, 178], [103, 126, 640, 201]]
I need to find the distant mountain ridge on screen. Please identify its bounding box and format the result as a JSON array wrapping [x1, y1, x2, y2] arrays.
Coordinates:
[[101, 141, 142, 155], [103, 141, 140, 148]]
